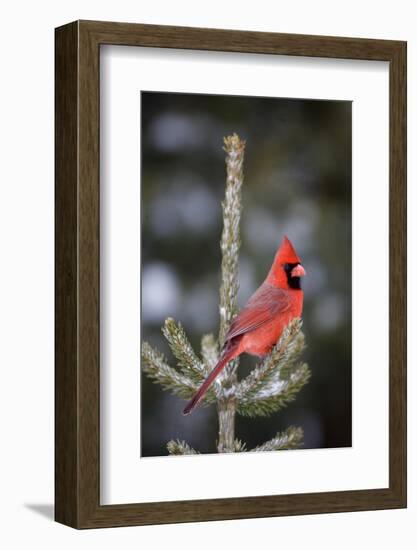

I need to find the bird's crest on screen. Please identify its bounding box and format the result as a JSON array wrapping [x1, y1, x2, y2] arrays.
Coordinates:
[[276, 235, 302, 264]]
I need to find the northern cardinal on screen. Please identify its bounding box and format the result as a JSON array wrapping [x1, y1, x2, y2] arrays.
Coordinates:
[[183, 236, 306, 415]]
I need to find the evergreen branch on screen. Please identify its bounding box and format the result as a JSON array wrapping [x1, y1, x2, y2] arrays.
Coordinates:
[[141, 342, 197, 399], [233, 439, 248, 452], [237, 363, 311, 417], [278, 332, 306, 381], [235, 318, 305, 403], [157, 319, 217, 404], [162, 317, 208, 381], [167, 439, 200, 455], [219, 133, 245, 349], [250, 426, 304, 452]]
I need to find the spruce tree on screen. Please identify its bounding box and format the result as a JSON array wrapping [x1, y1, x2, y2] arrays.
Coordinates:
[[142, 134, 311, 454]]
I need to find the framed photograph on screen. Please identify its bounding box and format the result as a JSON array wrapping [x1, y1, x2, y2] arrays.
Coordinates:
[[55, 20, 406, 528]]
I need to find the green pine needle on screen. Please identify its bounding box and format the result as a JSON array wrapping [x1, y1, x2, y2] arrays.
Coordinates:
[[250, 426, 304, 452], [237, 363, 311, 417], [167, 439, 200, 455], [233, 438, 248, 452], [162, 317, 210, 381], [141, 342, 197, 399]]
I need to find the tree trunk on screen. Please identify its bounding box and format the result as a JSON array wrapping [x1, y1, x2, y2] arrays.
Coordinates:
[[217, 394, 236, 452]]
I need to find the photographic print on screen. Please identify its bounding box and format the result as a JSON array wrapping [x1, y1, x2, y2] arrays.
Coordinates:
[[141, 91, 352, 457], [55, 21, 406, 527]]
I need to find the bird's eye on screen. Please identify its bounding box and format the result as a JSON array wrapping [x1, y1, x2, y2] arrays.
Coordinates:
[[283, 262, 299, 274]]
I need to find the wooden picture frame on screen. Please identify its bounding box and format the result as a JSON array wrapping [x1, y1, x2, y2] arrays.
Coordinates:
[[55, 20, 407, 529]]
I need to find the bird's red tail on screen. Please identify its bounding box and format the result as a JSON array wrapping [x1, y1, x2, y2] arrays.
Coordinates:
[[182, 347, 238, 415]]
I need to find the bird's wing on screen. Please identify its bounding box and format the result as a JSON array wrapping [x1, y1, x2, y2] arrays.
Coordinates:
[[225, 284, 291, 341]]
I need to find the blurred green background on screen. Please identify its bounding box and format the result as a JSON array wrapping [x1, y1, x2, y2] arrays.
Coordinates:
[[140, 91, 352, 456]]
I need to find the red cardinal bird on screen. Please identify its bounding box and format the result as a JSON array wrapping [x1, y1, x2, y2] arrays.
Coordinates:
[[183, 236, 306, 415]]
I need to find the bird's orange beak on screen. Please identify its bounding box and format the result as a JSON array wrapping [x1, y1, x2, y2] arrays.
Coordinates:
[[291, 264, 306, 277]]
